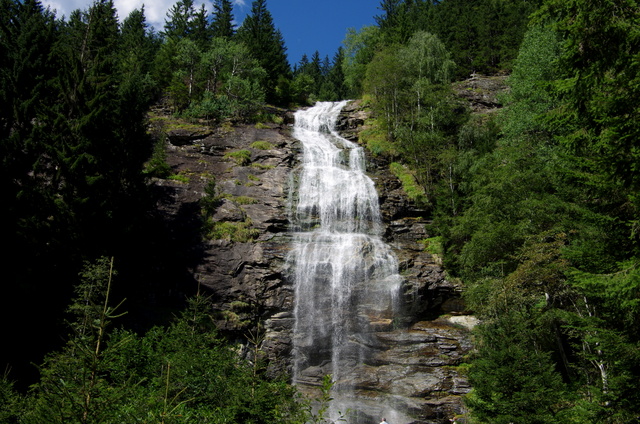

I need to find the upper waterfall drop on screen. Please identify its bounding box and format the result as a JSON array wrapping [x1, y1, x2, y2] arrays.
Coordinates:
[[288, 101, 403, 423]]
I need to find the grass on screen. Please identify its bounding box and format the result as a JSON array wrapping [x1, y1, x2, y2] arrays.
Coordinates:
[[421, 236, 444, 256], [148, 112, 207, 133], [389, 162, 428, 207], [251, 163, 275, 170], [360, 119, 398, 157], [206, 219, 260, 242], [223, 149, 252, 166], [168, 173, 190, 183], [230, 195, 258, 205], [250, 140, 275, 150]]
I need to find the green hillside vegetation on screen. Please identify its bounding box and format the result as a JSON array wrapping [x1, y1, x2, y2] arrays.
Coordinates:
[[1, 0, 638, 422], [359, 1, 640, 422]]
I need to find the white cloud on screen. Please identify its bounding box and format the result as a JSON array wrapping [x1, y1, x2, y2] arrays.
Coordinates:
[[113, 0, 174, 28], [41, 0, 245, 31], [41, 0, 89, 18]]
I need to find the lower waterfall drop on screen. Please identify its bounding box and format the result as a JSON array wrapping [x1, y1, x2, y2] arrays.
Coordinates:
[[289, 101, 403, 423]]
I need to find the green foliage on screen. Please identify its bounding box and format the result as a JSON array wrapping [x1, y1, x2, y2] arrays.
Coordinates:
[[342, 25, 381, 97], [359, 120, 398, 157], [428, 4, 640, 422], [236, 0, 291, 105], [4, 265, 313, 423], [0, 374, 24, 422], [144, 136, 173, 178], [363, 31, 466, 207], [231, 195, 259, 205], [168, 172, 190, 183], [251, 140, 275, 150], [206, 219, 260, 242], [422, 236, 443, 256], [224, 149, 252, 166], [466, 309, 567, 424], [24, 257, 129, 424], [211, 0, 235, 39], [200, 178, 222, 216], [389, 162, 428, 207]]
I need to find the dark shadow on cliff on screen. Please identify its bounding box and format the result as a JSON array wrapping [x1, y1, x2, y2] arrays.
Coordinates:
[[112, 184, 209, 334]]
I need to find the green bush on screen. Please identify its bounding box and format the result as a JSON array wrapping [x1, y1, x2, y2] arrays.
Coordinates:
[[144, 137, 172, 178]]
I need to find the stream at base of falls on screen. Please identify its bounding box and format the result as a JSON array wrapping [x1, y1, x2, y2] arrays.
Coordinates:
[[288, 101, 404, 423]]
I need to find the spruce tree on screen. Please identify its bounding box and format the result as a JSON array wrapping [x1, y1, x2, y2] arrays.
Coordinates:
[[211, 0, 235, 39], [163, 0, 195, 40], [0, 0, 63, 389], [326, 47, 348, 100], [52, 0, 153, 256], [236, 0, 290, 104], [375, 0, 411, 44], [190, 3, 212, 48], [119, 6, 159, 104]]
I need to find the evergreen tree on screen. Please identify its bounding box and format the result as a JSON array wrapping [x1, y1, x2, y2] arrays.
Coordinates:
[[211, 0, 235, 39], [236, 0, 290, 104], [163, 0, 195, 40], [25, 257, 129, 424], [190, 3, 212, 49], [52, 0, 153, 256], [119, 6, 159, 104], [324, 47, 348, 101], [308, 50, 323, 93], [0, 0, 63, 389], [375, 0, 413, 44]]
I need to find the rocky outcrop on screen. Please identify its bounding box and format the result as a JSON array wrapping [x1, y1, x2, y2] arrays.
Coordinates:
[[452, 74, 509, 114], [152, 100, 475, 423], [151, 117, 299, 376]]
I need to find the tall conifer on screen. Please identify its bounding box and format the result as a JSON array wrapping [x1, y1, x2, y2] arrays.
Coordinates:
[[236, 0, 290, 104], [163, 0, 195, 40], [211, 0, 235, 39]]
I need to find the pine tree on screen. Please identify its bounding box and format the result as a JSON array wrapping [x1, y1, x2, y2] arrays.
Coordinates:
[[236, 0, 290, 104], [191, 3, 212, 48], [375, 0, 411, 44], [211, 0, 235, 39], [52, 0, 153, 255], [326, 47, 348, 100], [162, 0, 195, 40]]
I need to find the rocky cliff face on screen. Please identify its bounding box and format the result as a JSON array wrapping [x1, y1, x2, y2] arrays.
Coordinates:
[[152, 101, 475, 423]]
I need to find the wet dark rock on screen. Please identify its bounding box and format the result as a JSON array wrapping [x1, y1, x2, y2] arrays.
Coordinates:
[[154, 102, 475, 423]]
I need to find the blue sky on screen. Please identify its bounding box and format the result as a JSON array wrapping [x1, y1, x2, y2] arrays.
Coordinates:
[[40, 0, 382, 66]]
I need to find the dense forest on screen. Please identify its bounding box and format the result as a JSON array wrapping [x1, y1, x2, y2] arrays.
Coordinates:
[[1, 0, 639, 422]]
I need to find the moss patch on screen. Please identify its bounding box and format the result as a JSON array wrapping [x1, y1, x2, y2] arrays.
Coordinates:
[[224, 149, 252, 166], [389, 162, 428, 207]]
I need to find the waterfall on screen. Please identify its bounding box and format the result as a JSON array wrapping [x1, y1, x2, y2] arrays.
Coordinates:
[[288, 101, 403, 422]]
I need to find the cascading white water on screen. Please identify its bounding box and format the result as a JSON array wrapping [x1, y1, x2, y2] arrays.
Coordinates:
[[289, 101, 402, 422]]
